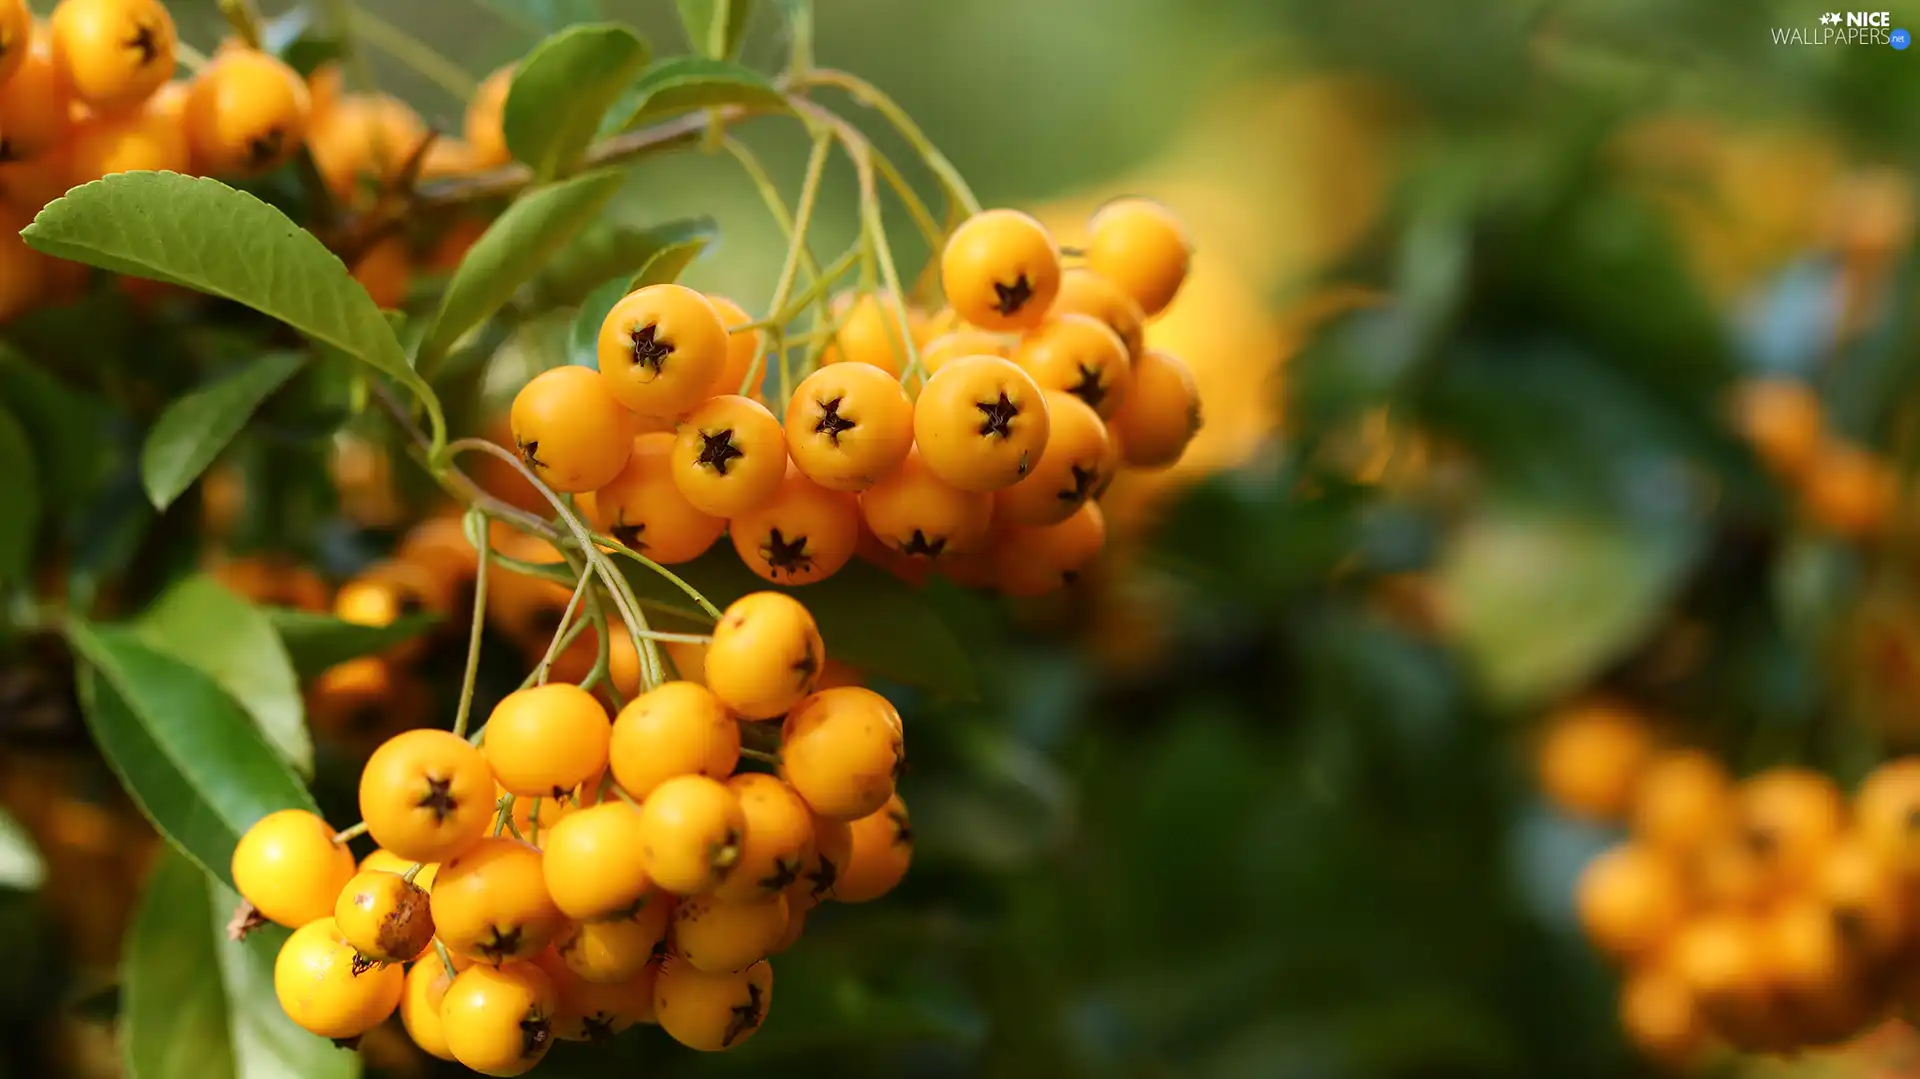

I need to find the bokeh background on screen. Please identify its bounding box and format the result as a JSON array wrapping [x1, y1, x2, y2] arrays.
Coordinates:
[[8, 0, 1920, 1076]]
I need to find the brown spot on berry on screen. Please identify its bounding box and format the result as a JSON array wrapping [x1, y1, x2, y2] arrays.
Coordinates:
[[630, 323, 672, 375], [416, 776, 458, 822], [991, 275, 1033, 316], [813, 396, 856, 446], [722, 982, 764, 1047], [696, 429, 744, 475], [976, 393, 1019, 438], [761, 529, 813, 579]]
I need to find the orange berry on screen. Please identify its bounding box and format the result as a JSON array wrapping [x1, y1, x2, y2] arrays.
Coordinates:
[[1619, 967, 1707, 1069], [1736, 766, 1845, 889], [419, 136, 479, 179], [335, 869, 434, 965], [669, 393, 788, 517], [704, 591, 824, 719], [1576, 843, 1688, 962], [231, 808, 356, 929], [509, 365, 635, 494], [360, 847, 439, 892], [821, 291, 927, 376], [1109, 348, 1202, 468], [49, 0, 175, 112], [716, 774, 815, 904], [1668, 913, 1770, 1031], [597, 283, 728, 418], [306, 92, 426, 204], [1854, 756, 1920, 878], [183, 46, 309, 173], [540, 801, 653, 921], [781, 810, 849, 912], [440, 960, 556, 1076], [1630, 749, 1732, 856], [990, 500, 1106, 597], [432, 837, 566, 965], [835, 793, 912, 903], [637, 774, 745, 896], [1049, 266, 1146, 361], [0, 25, 71, 161], [860, 445, 994, 560], [0, 0, 26, 86], [704, 294, 763, 397], [482, 683, 611, 799], [554, 896, 671, 983], [784, 361, 915, 492], [993, 390, 1110, 527], [536, 949, 658, 1040], [769, 904, 805, 954], [653, 955, 771, 1052], [1731, 378, 1823, 478], [1084, 197, 1191, 316], [1014, 313, 1130, 419], [1799, 440, 1896, 538], [670, 893, 789, 974], [465, 64, 513, 167], [914, 354, 1052, 493], [65, 92, 189, 183], [592, 431, 725, 564], [351, 234, 411, 310], [1816, 837, 1904, 959], [1534, 699, 1655, 823], [941, 209, 1060, 332], [359, 728, 495, 864], [273, 917, 405, 1040], [921, 328, 1010, 375], [729, 461, 861, 585], [400, 958, 458, 1061], [0, 199, 46, 322], [780, 686, 903, 821], [608, 680, 740, 800]]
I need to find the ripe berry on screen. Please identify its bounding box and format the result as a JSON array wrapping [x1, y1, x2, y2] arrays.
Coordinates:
[[359, 728, 495, 864], [671, 893, 789, 974], [1668, 914, 1769, 1036], [1533, 699, 1654, 824], [1085, 197, 1192, 316], [704, 294, 763, 397], [914, 354, 1052, 493], [638, 774, 745, 896], [705, 591, 824, 719], [1576, 843, 1688, 962], [184, 47, 309, 174], [307, 92, 427, 203], [432, 837, 567, 964], [770, 906, 805, 954], [361, 847, 439, 891], [1854, 756, 1920, 877], [1764, 897, 1857, 1026], [335, 869, 434, 966], [1799, 441, 1896, 538], [835, 793, 913, 903], [1109, 348, 1202, 468], [785, 361, 915, 492], [1737, 767, 1844, 889], [555, 896, 672, 983], [941, 209, 1061, 332], [440, 960, 557, 1077], [597, 283, 728, 418], [49, 0, 176, 113], [1015, 314, 1130, 419], [0, 203, 41, 322], [482, 684, 611, 800], [231, 808, 356, 929], [994, 390, 1110, 527], [465, 64, 513, 168], [1049, 267, 1146, 361], [498, 781, 577, 838], [1619, 967, 1706, 1069], [592, 431, 725, 564], [400, 958, 459, 1061], [0, 26, 67, 165], [1630, 749, 1731, 857], [729, 462, 861, 585], [991, 500, 1106, 597], [609, 680, 740, 800], [860, 446, 994, 560], [273, 917, 405, 1040], [653, 955, 772, 1052], [1731, 378, 1822, 479], [508, 365, 635, 494], [716, 774, 815, 904], [1816, 837, 1904, 958], [921, 330, 1011, 379], [536, 949, 658, 1040], [540, 801, 653, 921], [780, 687, 903, 821], [348, 234, 410, 310], [66, 95, 190, 183], [822, 291, 927, 376], [787, 809, 850, 912], [0, 0, 26, 86], [669, 394, 787, 517]]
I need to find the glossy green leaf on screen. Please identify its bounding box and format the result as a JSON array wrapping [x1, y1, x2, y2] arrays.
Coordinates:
[[140, 352, 304, 509], [568, 278, 628, 369], [529, 215, 717, 310], [0, 808, 43, 891], [0, 402, 38, 585], [503, 24, 651, 181], [617, 552, 977, 699], [264, 607, 439, 681], [68, 621, 315, 888], [617, 56, 788, 131], [136, 576, 311, 777], [21, 173, 430, 407], [676, 0, 755, 58], [416, 169, 627, 373], [124, 849, 359, 1079]]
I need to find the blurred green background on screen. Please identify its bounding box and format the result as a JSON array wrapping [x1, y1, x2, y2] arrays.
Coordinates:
[[10, 0, 1920, 1077]]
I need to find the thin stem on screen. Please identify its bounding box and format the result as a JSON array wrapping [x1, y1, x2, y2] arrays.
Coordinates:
[[800, 69, 982, 217], [175, 41, 209, 73], [528, 798, 543, 846], [609, 784, 640, 809], [331, 821, 369, 844], [598, 537, 724, 620], [534, 560, 594, 685], [721, 135, 828, 320], [774, 329, 793, 411], [217, 0, 263, 49], [782, 0, 813, 76], [400, 863, 424, 885], [493, 794, 516, 837], [321, 0, 377, 92], [810, 108, 924, 383], [871, 150, 944, 251], [413, 107, 747, 207], [450, 509, 491, 740], [579, 572, 617, 705], [520, 615, 590, 690], [762, 130, 834, 373], [351, 8, 480, 99], [739, 747, 782, 766], [633, 630, 714, 645], [434, 939, 459, 981]]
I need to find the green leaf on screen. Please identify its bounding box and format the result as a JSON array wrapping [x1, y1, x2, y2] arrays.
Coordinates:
[[617, 552, 977, 699], [124, 849, 359, 1079], [676, 0, 755, 59], [140, 352, 305, 510], [135, 576, 311, 777], [416, 169, 627, 373], [0, 348, 120, 519], [0, 808, 43, 891], [68, 621, 315, 888], [616, 56, 788, 131], [21, 173, 431, 410], [503, 24, 651, 181], [0, 402, 38, 586], [528, 215, 717, 311], [263, 607, 439, 681], [259, 6, 342, 76], [568, 278, 628, 369]]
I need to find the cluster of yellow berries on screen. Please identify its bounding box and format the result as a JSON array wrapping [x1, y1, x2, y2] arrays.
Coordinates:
[[232, 588, 910, 1073], [1538, 702, 1920, 1066], [1730, 377, 1897, 540], [506, 199, 1203, 598]]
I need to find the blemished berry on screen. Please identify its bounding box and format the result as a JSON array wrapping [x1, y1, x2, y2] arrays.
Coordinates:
[[821, 291, 927, 376], [1014, 313, 1131, 419], [335, 869, 434, 966], [482, 683, 611, 799], [786, 809, 851, 912], [914, 354, 1052, 493], [592, 431, 726, 564], [597, 283, 729, 418], [432, 837, 567, 965], [941, 209, 1061, 332], [670, 893, 790, 973], [993, 389, 1111, 527], [555, 895, 672, 983], [638, 774, 746, 896], [716, 774, 816, 904], [834, 793, 913, 903], [465, 64, 513, 167], [1109, 348, 1202, 468], [1533, 699, 1654, 824], [49, 0, 177, 113], [509, 365, 635, 494], [653, 955, 773, 1052], [361, 847, 440, 892], [273, 917, 405, 1040], [1576, 842, 1688, 962], [231, 808, 357, 929], [990, 499, 1106, 597], [1049, 266, 1146, 361], [440, 960, 558, 1077], [359, 728, 495, 863], [704, 591, 825, 719], [536, 949, 659, 1040], [539, 802, 653, 921], [669, 394, 788, 517], [729, 462, 861, 586], [400, 958, 459, 1061], [784, 361, 915, 492], [184, 46, 310, 174], [780, 687, 904, 821], [609, 680, 741, 800], [860, 445, 994, 561], [1084, 197, 1192, 316]]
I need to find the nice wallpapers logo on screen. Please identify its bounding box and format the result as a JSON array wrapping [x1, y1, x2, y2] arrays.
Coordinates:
[[1771, 10, 1911, 47]]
